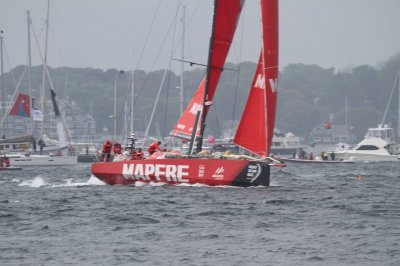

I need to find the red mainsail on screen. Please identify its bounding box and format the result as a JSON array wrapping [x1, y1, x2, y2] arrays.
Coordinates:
[[170, 0, 244, 139], [234, 0, 278, 156], [261, 0, 279, 153]]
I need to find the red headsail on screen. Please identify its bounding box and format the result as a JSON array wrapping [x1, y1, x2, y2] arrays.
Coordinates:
[[170, 0, 244, 139]]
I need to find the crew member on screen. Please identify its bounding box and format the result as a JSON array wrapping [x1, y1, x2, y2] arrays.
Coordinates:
[[38, 139, 46, 155], [136, 148, 144, 159], [101, 139, 113, 162], [113, 142, 122, 155], [147, 141, 161, 155]]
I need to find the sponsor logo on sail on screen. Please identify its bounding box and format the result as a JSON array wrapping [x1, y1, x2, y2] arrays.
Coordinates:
[[122, 163, 189, 183], [255, 74, 265, 89], [269, 78, 278, 93], [190, 102, 203, 115], [254, 74, 278, 93]]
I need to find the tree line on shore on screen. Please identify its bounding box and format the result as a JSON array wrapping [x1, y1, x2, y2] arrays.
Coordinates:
[[2, 52, 400, 141]]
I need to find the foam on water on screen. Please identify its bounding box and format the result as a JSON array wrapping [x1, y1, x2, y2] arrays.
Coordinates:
[[18, 176, 46, 187]]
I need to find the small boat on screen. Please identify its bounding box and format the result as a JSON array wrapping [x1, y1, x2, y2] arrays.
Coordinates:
[[0, 166, 23, 171], [270, 129, 307, 157], [8, 153, 77, 166], [92, 0, 281, 187], [0, 155, 22, 170]]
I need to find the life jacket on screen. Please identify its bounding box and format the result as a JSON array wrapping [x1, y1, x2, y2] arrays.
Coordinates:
[[113, 145, 122, 154], [102, 141, 112, 153], [136, 151, 144, 160], [147, 142, 160, 154]]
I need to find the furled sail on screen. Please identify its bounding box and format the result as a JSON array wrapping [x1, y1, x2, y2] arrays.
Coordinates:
[[234, 0, 278, 156], [170, 0, 244, 139]]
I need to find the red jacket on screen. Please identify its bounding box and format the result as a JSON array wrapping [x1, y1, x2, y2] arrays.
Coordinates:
[[147, 142, 161, 154], [136, 151, 144, 159], [113, 145, 122, 154], [102, 141, 112, 153]]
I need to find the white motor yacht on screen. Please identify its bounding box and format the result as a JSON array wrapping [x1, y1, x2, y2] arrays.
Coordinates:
[[333, 124, 400, 162]]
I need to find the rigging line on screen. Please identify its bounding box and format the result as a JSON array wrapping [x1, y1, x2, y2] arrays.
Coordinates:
[[230, 0, 247, 138], [49, 24, 66, 67], [132, 3, 180, 108], [142, 68, 169, 149], [171, 58, 238, 71], [381, 70, 400, 125], [2, 42, 19, 88], [134, 0, 162, 71], [171, 0, 202, 53], [162, 0, 181, 140], [212, 100, 221, 138]]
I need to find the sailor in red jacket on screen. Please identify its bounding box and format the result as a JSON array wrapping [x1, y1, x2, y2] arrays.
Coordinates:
[[101, 139, 113, 161], [136, 148, 144, 159], [113, 142, 122, 155], [147, 141, 161, 155]]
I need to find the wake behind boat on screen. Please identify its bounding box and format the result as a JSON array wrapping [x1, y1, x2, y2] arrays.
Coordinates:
[[91, 0, 282, 187]]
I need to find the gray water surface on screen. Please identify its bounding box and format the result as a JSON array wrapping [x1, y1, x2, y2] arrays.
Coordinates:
[[1, 162, 399, 265]]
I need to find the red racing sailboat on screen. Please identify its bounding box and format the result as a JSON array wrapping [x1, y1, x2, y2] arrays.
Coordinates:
[[91, 0, 281, 187]]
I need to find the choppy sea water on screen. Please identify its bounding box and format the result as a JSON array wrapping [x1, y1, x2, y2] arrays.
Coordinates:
[[1, 162, 399, 266]]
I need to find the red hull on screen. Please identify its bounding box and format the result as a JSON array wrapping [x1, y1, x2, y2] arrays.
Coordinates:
[[91, 158, 270, 187]]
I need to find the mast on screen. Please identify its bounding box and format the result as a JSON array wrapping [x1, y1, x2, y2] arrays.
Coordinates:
[[180, 5, 186, 115], [398, 71, 400, 140], [259, 0, 268, 154], [130, 70, 134, 134], [0, 30, 5, 137], [40, 0, 50, 140], [27, 10, 34, 134], [113, 75, 117, 141], [196, 0, 218, 153]]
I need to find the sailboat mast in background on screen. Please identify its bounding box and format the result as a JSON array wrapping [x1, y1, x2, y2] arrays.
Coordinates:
[[0, 30, 5, 137], [398, 71, 400, 140], [40, 0, 50, 139], [27, 10, 34, 134]]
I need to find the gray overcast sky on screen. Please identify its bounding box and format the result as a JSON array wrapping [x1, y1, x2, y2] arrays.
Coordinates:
[[1, 0, 399, 74]]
